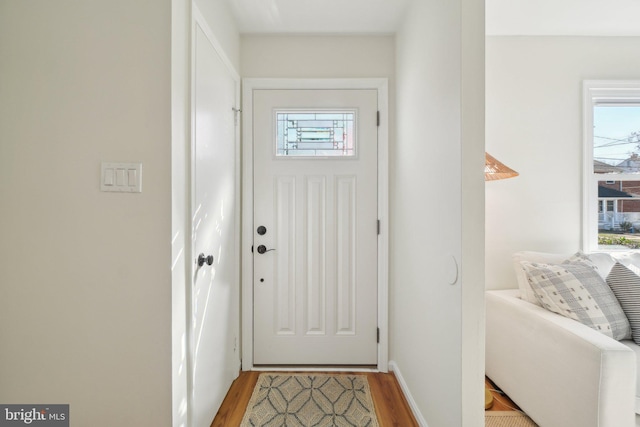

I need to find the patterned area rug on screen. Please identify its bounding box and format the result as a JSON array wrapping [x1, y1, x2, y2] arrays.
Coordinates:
[[485, 411, 538, 427], [240, 373, 379, 427]]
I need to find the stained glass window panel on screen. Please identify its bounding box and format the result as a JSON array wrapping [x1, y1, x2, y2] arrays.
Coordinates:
[[276, 111, 356, 157]]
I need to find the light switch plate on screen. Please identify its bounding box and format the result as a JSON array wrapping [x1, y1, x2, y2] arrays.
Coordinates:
[[101, 162, 142, 193]]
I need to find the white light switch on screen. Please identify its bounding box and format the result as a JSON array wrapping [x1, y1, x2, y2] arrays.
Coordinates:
[[115, 169, 126, 186], [104, 168, 114, 186], [101, 162, 142, 193], [127, 169, 137, 187]]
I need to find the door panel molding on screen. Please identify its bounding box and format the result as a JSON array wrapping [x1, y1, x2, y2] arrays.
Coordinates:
[[304, 175, 327, 336], [275, 176, 296, 335], [336, 175, 357, 335], [241, 78, 389, 371]]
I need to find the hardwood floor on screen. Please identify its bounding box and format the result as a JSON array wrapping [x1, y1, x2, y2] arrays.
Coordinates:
[[485, 377, 520, 412], [210, 371, 419, 427], [210, 371, 260, 427], [365, 371, 419, 426]]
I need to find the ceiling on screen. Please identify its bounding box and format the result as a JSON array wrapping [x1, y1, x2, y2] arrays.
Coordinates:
[[225, 0, 410, 34], [225, 0, 640, 36], [487, 0, 640, 36]]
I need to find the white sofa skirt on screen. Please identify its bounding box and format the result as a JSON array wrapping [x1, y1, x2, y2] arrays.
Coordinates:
[[622, 340, 640, 413], [486, 289, 637, 427]]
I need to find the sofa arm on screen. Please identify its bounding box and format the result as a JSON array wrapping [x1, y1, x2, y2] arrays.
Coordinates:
[[486, 290, 636, 427]]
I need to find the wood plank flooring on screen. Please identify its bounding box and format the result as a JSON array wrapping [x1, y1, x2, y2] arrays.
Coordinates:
[[485, 377, 520, 412], [210, 371, 419, 427]]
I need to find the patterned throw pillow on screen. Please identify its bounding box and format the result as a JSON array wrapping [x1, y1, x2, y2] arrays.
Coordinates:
[[564, 252, 599, 270], [606, 262, 640, 345], [513, 251, 600, 306], [522, 261, 631, 340]]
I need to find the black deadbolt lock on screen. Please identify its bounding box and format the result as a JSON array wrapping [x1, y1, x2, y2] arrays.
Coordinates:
[[257, 226, 267, 235]]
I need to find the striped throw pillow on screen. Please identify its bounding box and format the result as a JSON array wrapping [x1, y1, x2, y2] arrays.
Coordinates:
[[606, 262, 640, 345]]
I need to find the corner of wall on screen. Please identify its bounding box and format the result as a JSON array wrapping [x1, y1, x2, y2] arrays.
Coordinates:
[[171, 0, 191, 425], [388, 361, 428, 427]]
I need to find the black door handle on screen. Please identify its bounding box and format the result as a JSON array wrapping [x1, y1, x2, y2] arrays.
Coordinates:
[[256, 245, 275, 254]]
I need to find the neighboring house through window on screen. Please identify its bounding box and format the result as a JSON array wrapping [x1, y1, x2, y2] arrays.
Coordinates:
[[584, 81, 640, 251]]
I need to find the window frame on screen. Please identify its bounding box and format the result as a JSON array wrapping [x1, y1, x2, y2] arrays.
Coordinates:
[[583, 80, 640, 252]]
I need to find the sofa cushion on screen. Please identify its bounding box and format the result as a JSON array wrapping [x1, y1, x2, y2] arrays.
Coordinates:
[[585, 252, 617, 278], [607, 262, 640, 346], [587, 251, 640, 278], [610, 252, 640, 271], [522, 261, 631, 340]]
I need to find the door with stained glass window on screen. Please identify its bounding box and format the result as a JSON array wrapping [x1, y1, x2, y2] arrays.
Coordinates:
[[252, 89, 379, 365]]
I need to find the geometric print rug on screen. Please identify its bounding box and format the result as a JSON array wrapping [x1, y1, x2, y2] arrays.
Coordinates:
[[240, 373, 380, 427]]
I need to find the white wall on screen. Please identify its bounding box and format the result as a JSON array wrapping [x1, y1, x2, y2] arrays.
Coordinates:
[[486, 36, 640, 289], [241, 34, 395, 81], [460, 0, 486, 423], [0, 1, 172, 426], [171, 1, 191, 426], [394, 0, 484, 425], [194, 0, 241, 71]]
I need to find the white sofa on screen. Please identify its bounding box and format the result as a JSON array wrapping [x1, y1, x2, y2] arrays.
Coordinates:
[[486, 289, 638, 427]]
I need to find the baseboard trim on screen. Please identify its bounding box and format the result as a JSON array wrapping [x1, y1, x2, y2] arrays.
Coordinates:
[[389, 360, 429, 427]]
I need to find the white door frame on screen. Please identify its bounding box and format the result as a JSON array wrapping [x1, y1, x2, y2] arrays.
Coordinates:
[[241, 78, 389, 372]]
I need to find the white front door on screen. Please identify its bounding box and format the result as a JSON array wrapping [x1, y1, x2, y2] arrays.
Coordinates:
[[252, 89, 379, 365]]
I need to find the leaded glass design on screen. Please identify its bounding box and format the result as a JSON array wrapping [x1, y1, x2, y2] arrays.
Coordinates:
[[276, 111, 355, 157]]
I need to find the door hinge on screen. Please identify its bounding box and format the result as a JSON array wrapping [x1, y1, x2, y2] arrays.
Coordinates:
[[377, 219, 380, 235], [377, 327, 380, 343], [376, 111, 380, 127], [232, 107, 242, 126]]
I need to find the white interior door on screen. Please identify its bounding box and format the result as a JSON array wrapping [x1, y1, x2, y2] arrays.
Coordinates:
[[253, 89, 378, 365], [190, 20, 239, 427]]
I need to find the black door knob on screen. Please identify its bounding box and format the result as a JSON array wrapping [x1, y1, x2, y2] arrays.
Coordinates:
[[257, 226, 267, 235], [197, 253, 214, 266]]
